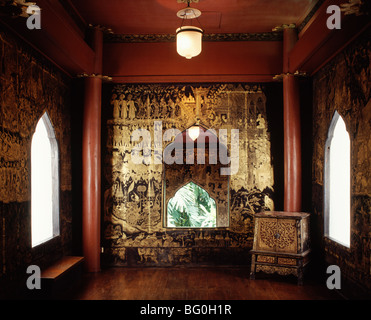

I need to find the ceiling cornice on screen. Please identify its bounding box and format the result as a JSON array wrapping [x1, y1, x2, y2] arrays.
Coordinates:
[[104, 32, 283, 43]]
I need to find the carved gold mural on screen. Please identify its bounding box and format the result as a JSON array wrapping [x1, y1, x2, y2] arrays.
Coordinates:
[[103, 83, 275, 266], [0, 29, 72, 278], [312, 28, 371, 291]]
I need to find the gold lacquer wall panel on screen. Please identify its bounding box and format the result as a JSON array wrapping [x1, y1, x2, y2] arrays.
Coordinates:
[[102, 83, 275, 266], [312, 28, 371, 293], [0, 29, 73, 281]]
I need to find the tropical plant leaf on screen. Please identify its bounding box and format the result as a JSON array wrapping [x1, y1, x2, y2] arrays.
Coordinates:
[[167, 182, 216, 228]]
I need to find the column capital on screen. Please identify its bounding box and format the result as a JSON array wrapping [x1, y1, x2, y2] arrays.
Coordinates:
[[340, 0, 370, 16], [273, 71, 307, 81], [77, 73, 112, 82], [88, 24, 114, 34], [0, 0, 37, 18], [272, 23, 296, 32]]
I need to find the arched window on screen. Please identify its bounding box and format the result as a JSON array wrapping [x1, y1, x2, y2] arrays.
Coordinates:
[[31, 112, 60, 247], [167, 182, 217, 228], [324, 111, 350, 248]]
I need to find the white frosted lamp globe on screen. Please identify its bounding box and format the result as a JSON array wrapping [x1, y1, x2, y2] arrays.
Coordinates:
[[176, 26, 203, 59]]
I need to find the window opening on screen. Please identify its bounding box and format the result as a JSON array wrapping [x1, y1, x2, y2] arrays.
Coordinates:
[[167, 182, 216, 228], [31, 112, 60, 247], [324, 111, 350, 248]]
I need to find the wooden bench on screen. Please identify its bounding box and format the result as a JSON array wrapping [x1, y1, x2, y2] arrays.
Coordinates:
[[40, 256, 84, 299]]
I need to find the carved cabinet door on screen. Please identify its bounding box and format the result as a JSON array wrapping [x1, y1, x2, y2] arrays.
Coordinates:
[[256, 218, 298, 254], [275, 219, 297, 254], [256, 218, 277, 251]]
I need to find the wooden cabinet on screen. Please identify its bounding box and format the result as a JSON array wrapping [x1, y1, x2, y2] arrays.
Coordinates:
[[250, 211, 310, 285]]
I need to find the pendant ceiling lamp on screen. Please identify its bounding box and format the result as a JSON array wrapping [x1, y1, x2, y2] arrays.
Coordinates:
[[188, 125, 200, 141], [176, 1, 203, 59], [188, 117, 201, 141]]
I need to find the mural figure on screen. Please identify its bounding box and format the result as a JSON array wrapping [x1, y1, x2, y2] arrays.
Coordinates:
[[119, 94, 127, 119], [127, 94, 136, 120], [111, 94, 120, 118]]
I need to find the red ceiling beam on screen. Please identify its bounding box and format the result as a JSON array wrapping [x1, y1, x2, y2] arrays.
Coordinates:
[[289, 0, 371, 76], [103, 41, 283, 83]]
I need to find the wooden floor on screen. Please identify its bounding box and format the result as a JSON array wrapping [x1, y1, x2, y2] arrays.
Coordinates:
[[71, 267, 341, 300]]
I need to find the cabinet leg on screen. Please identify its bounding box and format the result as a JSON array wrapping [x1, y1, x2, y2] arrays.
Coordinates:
[[297, 260, 304, 285], [250, 254, 256, 280], [250, 271, 255, 280], [297, 266, 304, 285]]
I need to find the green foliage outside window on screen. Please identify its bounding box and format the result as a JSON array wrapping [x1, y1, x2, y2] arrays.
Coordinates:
[[167, 182, 216, 228]]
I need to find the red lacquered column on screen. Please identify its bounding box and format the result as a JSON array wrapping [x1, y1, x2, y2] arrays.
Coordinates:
[[283, 74, 302, 212], [282, 27, 302, 212], [82, 27, 103, 272]]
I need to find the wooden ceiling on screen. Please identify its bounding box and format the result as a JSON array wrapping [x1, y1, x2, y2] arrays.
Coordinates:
[[71, 0, 319, 34], [1, 0, 369, 82]]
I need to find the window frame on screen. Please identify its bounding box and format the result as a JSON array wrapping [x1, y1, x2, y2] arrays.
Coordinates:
[[323, 110, 351, 249], [31, 112, 60, 248]]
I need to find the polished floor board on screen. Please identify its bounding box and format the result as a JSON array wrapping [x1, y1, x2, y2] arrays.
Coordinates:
[[71, 267, 341, 300]]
